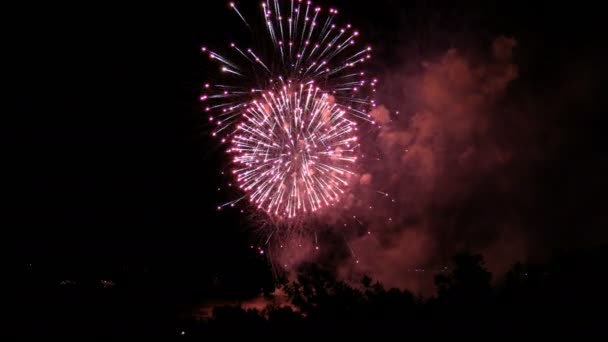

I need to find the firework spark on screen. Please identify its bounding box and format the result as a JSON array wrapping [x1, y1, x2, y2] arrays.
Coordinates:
[[203, 0, 375, 220]]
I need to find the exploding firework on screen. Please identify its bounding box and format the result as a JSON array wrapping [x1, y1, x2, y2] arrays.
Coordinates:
[[231, 84, 358, 218], [202, 0, 375, 220]]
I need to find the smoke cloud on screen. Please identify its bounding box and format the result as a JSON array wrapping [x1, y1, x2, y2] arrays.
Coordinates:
[[334, 36, 538, 294], [282, 29, 605, 295]]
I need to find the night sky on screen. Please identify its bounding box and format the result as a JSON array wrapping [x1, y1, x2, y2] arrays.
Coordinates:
[[7, 0, 607, 315]]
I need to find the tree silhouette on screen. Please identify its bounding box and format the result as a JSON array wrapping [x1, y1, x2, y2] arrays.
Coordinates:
[[434, 253, 492, 303], [17, 248, 608, 337]]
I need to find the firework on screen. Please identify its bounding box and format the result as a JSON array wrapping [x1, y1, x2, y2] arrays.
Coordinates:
[[203, 0, 375, 220], [231, 84, 358, 218]]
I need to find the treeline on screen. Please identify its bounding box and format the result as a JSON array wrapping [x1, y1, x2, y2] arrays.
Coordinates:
[[11, 246, 608, 337], [190, 248, 608, 338]]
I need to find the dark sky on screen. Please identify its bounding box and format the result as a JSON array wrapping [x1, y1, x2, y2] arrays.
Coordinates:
[[6, 1, 607, 298]]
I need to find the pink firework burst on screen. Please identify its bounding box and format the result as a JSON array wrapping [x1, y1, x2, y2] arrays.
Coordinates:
[[203, 0, 375, 220], [231, 84, 358, 219]]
